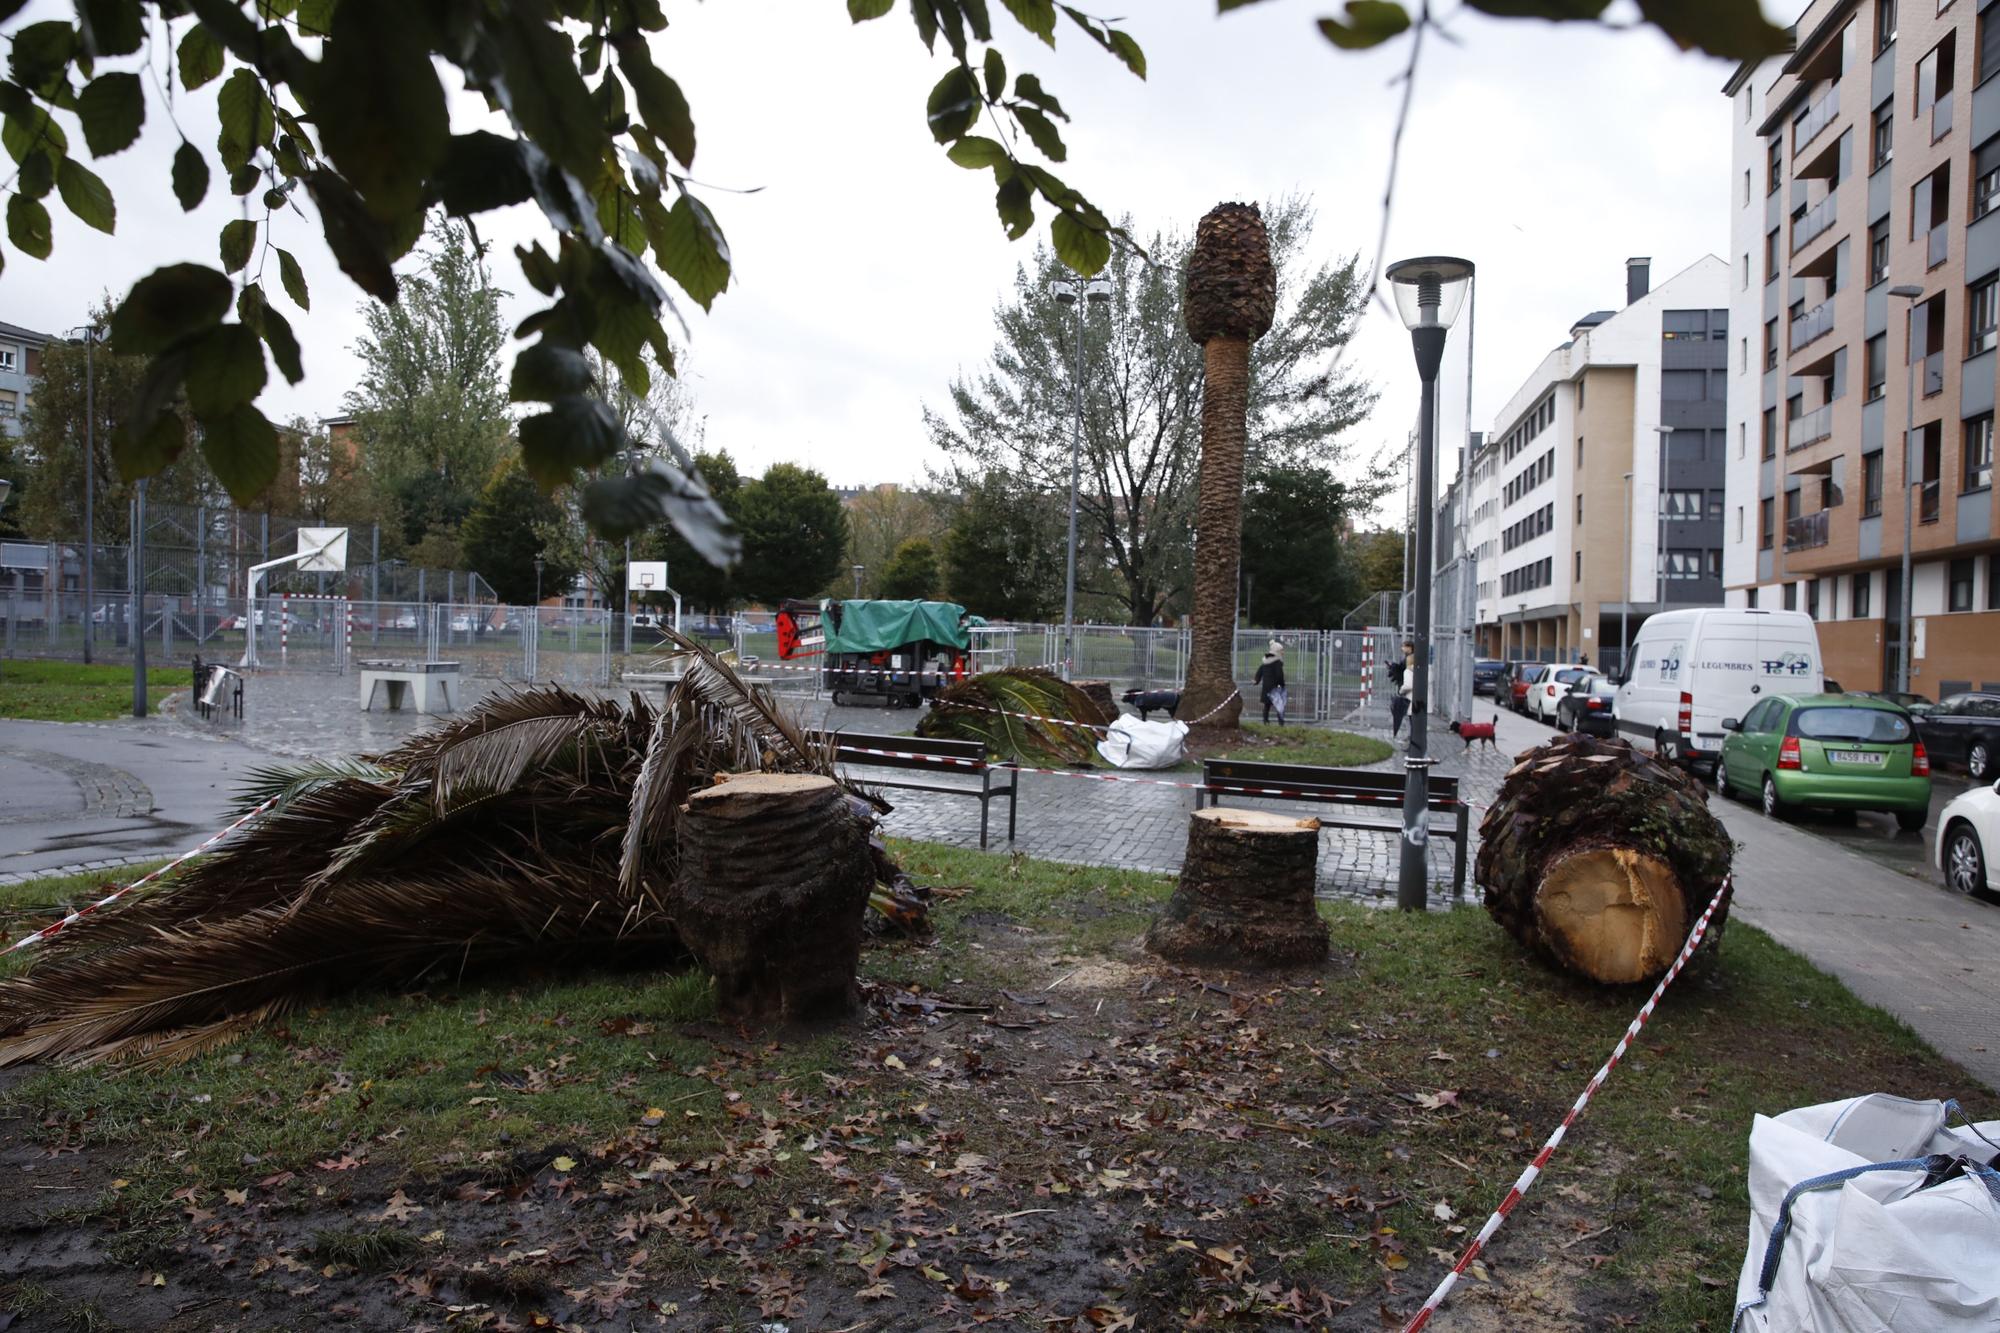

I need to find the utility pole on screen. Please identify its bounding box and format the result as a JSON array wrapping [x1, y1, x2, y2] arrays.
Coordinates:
[[131, 479, 147, 717]]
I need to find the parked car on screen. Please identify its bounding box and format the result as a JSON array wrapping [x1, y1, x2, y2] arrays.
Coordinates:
[[1506, 663, 1546, 715], [1557, 672, 1619, 736], [1914, 692, 2000, 780], [1935, 779, 2000, 895], [1716, 693, 1931, 831], [1614, 608, 1822, 770], [1528, 664, 1592, 723], [1472, 658, 1506, 696], [1846, 689, 1936, 717]]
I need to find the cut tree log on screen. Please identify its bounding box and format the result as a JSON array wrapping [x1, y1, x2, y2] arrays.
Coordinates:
[[1476, 732, 1733, 984], [674, 773, 875, 1022], [1146, 807, 1327, 966]]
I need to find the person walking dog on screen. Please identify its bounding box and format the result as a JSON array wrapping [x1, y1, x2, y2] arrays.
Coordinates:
[[1388, 638, 1415, 739], [1254, 640, 1287, 725]]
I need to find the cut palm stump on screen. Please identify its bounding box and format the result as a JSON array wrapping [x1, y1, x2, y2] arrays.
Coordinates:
[[675, 773, 875, 1023], [1476, 731, 1733, 984], [1146, 807, 1327, 966]]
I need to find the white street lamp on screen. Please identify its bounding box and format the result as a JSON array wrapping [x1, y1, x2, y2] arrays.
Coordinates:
[[1051, 274, 1114, 678]]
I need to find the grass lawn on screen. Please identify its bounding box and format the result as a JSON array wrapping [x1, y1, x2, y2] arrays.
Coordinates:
[[0, 844, 1983, 1330], [0, 660, 187, 722], [1175, 722, 1395, 772]]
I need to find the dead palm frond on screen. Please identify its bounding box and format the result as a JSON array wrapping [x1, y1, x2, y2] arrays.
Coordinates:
[[0, 672, 918, 1070]]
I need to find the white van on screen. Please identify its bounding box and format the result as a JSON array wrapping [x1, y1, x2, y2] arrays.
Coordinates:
[[1614, 608, 1822, 769]]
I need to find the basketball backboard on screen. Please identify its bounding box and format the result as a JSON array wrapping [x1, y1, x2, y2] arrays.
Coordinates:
[[628, 560, 668, 592], [297, 527, 349, 572]]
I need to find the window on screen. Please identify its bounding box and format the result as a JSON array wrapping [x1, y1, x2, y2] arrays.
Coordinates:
[[1708, 491, 1726, 519], [1576, 494, 1584, 523], [1864, 449, 1884, 516], [1866, 333, 1888, 401], [1760, 497, 1775, 549], [0, 348, 15, 372], [1747, 586, 1760, 608], [0, 389, 14, 417], [1991, 553, 2000, 610], [1854, 571, 1872, 618], [1877, 0, 1896, 54], [1763, 407, 1777, 459], [1918, 33, 1957, 143], [1966, 412, 1995, 490], [1869, 217, 1891, 284], [1743, 168, 1753, 206], [1735, 505, 1745, 542], [1874, 99, 1895, 169], [1949, 557, 1976, 611], [1972, 277, 2000, 356], [1765, 317, 1780, 371], [1742, 253, 1751, 290], [1738, 422, 1747, 458], [1807, 578, 1821, 620], [1576, 377, 1585, 409], [1575, 551, 1582, 580], [1765, 228, 1780, 283], [1784, 581, 1798, 611], [1980, 3, 2000, 84], [1768, 137, 1783, 195], [1976, 137, 2000, 219]]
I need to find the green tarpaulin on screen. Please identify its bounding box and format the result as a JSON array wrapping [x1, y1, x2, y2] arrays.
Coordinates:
[[823, 599, 970, 654]]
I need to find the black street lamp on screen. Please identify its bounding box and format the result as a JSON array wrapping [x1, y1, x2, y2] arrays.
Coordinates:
[[533, 555, 545, 608], [1384, 256, 1473, 913]]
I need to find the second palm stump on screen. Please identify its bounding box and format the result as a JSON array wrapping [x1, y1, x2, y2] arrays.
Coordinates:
[[1147, 807, 1326, 966]]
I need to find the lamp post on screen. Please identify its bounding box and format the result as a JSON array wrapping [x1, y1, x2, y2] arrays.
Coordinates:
[[1050, 273, 1114, 679], [852, 564, 865, 599], [1383, 256, 1474, 913], [130, 479, 147, 717], [533, 555, 544, 608], [1652, 425, 1674, 610], [1620, 471, 1634, 677], [67, 324, 99, 664], [1887, 284, 1925, 692], [1518, 600, 1527, 663]]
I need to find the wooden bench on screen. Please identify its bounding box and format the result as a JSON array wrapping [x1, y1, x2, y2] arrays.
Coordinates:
[[822, 731, 1019, 850], [1199, 759, 1470, 896], [359, 659, 462, 714]]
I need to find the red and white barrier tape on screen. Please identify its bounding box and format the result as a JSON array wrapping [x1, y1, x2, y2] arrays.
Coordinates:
[[2, 796, 280, 957], [1399, 874, 1735, 1333]]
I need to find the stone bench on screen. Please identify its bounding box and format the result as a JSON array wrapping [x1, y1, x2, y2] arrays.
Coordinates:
[[359, 659, 462, 715]]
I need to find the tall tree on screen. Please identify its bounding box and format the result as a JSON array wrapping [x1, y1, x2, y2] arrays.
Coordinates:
[[1241, 463, 1356, 630], [344, 220, 510, 549], [877, 538, 942, 601], [1349, 529, 1409, 603], [0, 432, 26, 539], [734, 464, 848, 607], [639, 450, 741, 615], [941, 471, 1067, 621], [928, 196, 1377, 627], [462, 459, 578, 605], [1179, 203, 1277, 731], [845, 486, 943, 598]]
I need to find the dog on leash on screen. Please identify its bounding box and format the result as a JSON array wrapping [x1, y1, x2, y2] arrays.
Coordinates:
[[1449, 717, 1499, 751], [1121, 688, 1182, 722]]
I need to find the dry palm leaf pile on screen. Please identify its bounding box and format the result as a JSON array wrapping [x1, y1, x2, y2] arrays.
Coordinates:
[[916, 666, 1112, 765], [0, 637, 923, 1069]]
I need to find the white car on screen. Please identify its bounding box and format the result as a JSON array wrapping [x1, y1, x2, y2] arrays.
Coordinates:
[[1936, 780, 2000, 896], [1529, 663, 1592, 723]]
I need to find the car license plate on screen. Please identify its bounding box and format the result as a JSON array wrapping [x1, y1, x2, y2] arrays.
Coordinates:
[[1827, 750, 1885, 766]]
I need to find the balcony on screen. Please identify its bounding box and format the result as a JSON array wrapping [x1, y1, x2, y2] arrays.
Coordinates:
[[1787, 403, 1833, 451], [1794, 85, 1841, 156], [1919, 478, 1941, 524], [1927, 223, 1949, 268], [1789, 298, 1835, 352], [1792, 194, 1838, 252], [1785, 509, 1831, 551]]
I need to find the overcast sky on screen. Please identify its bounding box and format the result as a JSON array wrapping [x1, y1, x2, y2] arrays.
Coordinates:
[[3, 0, 1801, 522]]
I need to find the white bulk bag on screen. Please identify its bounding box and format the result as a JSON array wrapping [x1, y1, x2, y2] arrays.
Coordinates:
[[1732, 1093, 2000, 1332], [1096, 715, 1188, 770]]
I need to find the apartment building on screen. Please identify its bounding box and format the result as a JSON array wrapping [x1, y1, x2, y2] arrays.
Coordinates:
[[1724, 0, 2000, 696], [0, 320, 48, 438], [1472, 257, 1733, 670]]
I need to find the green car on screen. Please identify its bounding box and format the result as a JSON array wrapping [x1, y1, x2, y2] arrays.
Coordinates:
[[1717, 693, 1932, 831]]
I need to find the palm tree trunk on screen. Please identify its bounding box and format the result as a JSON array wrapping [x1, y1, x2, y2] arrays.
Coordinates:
[[1180, 337, 1249, 732]]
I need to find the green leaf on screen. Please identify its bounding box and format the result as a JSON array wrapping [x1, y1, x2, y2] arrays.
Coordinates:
[[1050, 210, 1109, 276], [847, 0, 894, 17], [999, 0, 1056, 44], [1011, 104, 1065, 161], [510, 342, 593, 402], [219, 217, 255, 272], [649, 194, 729, 311], [197, 403, 281, 503], [304, 169, 397, 301], [3, 103, 69, 162], [177, 23, 224, 91], [256, 298, 304, 384], [295, 0, 337, 37], [518, 394, 623, 489], [184, 322, 266, 417], [994, 172, 1032, 239], [6, 193, 52, 259], [1216, 0, 1274, 9], [488, 10, 605, 186], [112, 263, 233, 353], [619, 48, 695, 169], [118, 402, 191, 480], [1060, 8, 1145, 78], [78, 0, 145, 58], [16, 149, 52, 199], [9, 22, 75, 90], [580, 462, 740, 556], [433, 131, 535, 216], [314, 0, 449, 217], [1629, 0, 1789, 61], [277, 246, 309, 310], [216, 68, 273, 172], [172, 140, 210, 210], [981, 47, 1007, 101], [56, 157, 115, 232], [1317, 1, 1411, 49], [926, 66, 981, 143], [77, 71, 143, 155], [1011, 73, 1064, 118], [947, 134, 1009, 168]]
